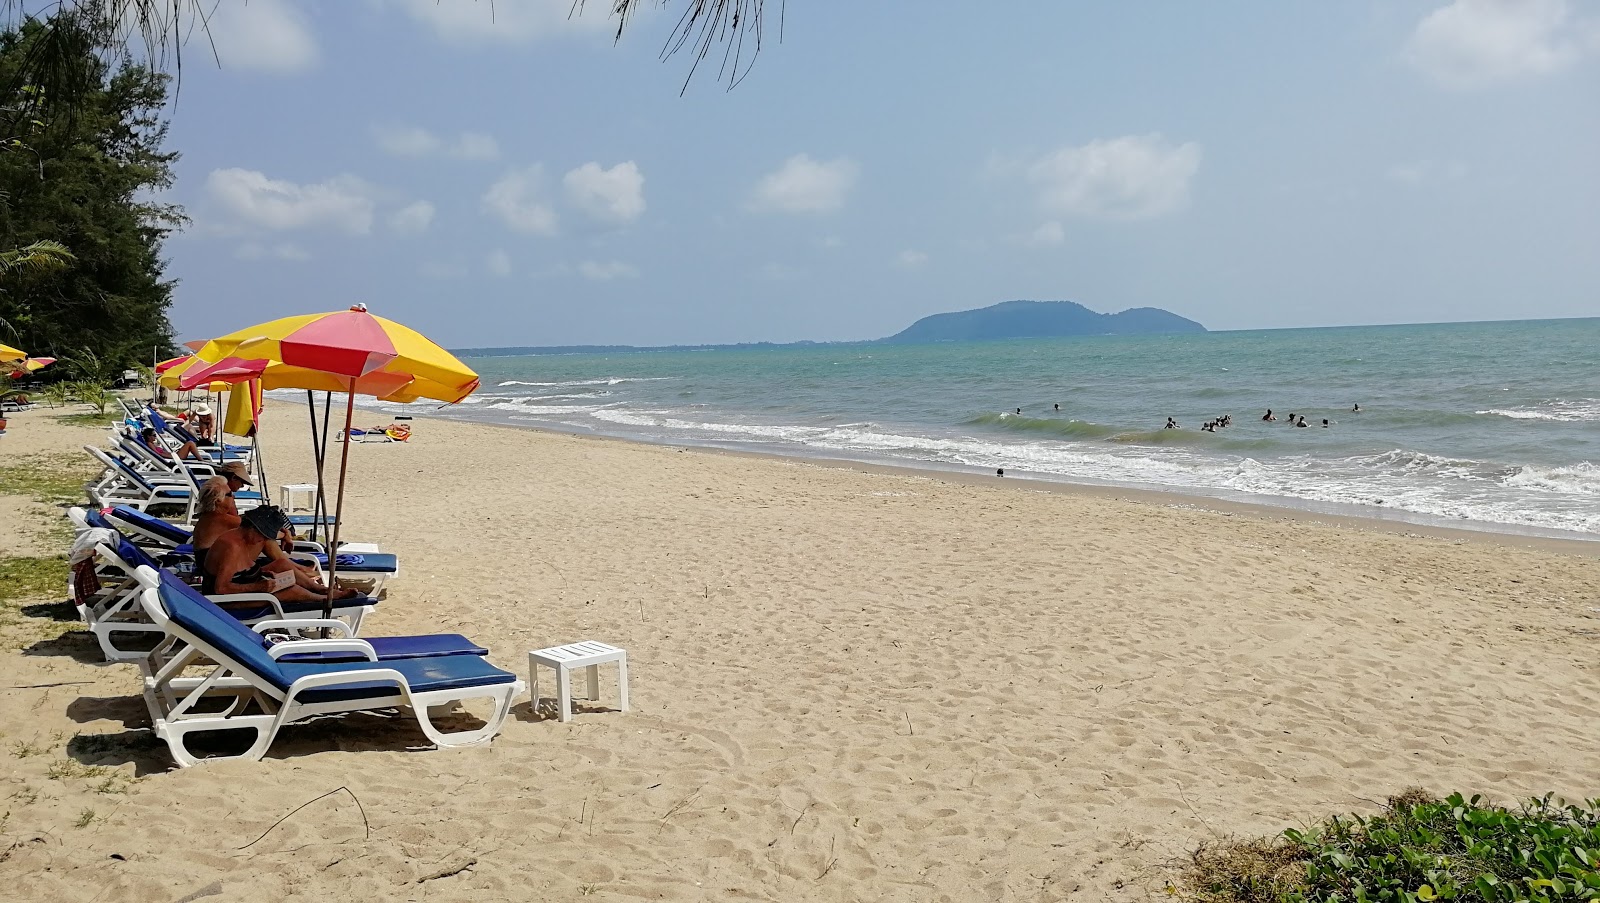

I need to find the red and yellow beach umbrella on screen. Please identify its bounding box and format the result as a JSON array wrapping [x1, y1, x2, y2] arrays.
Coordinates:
[[194, 307, 478, 404], [193, 305, 478, 614], [0, 343, 28, 365], [6, 356, 53, 378]]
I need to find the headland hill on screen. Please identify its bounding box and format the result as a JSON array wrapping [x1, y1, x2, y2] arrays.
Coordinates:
[[452, 299, 1206, 357]]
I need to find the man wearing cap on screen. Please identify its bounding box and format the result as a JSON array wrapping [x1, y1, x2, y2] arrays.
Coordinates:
[[201, 505, 358, 603]]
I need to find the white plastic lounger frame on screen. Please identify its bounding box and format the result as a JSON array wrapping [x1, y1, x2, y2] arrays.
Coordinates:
[[83, 445, 198, 520], [131, 566, 523, 767], [72, 532, 373, 662]]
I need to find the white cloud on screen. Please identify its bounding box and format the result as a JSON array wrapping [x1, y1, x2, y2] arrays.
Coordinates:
[[578, 260, 639, 281], [894, 250, 929, 269], [1385, 160, 1470, 185], [1027, 221, 1066, 247], [1023, 135, 1201, 221], [1404, 0, 1593, 87], [374, 125, 440, 157], [817, 235, 844, 249], [206, 168, 375, 234], [234, 241, 311, 261], [563, 161, 646, 225], [375, 126, 501, 160], [482, 165, 558, 235], [487, 249, 512, 276], [204, 0, 318, 73], [390, 0, 611, 44], [388, 200, 436, 235], [453, 132, 501, 161], [751, 154, 859, 214]]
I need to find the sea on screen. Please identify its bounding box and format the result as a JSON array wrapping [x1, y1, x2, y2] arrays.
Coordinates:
[[370, 318, 1600, 541]]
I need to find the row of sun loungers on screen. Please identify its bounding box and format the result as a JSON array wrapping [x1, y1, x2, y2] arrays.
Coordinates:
[[63, 404, 523, 767]]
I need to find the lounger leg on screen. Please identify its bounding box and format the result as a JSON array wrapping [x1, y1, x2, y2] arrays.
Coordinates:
[[555, 664, 571, 722], [586, 663, 599, 701], [527, 654, 540, 715], [616, 655, 629, 713]]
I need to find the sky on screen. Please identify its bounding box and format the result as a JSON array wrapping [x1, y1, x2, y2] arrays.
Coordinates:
[[153, 0, 1600, 347]]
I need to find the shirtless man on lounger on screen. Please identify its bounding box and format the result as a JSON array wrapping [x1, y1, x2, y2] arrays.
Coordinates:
[[202, 505, 358, 602]]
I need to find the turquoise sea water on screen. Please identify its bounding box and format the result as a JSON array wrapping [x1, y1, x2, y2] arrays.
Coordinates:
[[386, 318, 1600, 538]]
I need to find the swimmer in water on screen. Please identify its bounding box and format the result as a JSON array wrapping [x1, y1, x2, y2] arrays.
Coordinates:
[[1322, 419, 1331, 427], [1015, 408, 1022, 415], [1164, 417, 1178, 429], [1296, 416, 1308, 428], [1352, 403, 1360, 412], [1054, 403, 1060, 411], [1263, 409, 1275, 421]]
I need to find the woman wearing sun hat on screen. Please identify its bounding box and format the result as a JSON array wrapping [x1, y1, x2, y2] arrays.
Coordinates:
[[190, 402, 215, 442]]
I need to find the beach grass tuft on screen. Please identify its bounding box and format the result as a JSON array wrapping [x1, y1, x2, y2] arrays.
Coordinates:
[[1181, 791, 1600, 903]]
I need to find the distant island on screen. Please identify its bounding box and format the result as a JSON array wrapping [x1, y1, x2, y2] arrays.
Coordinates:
[[880, 300, 1205, 344], [454, 299, 1205, 357]]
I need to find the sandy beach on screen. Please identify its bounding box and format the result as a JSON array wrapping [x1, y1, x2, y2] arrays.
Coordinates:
[[2, 401, 1598, 902]]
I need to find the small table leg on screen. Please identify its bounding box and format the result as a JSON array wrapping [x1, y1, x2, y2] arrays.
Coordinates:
[[555, 664, 572, 722], [616, 655, 629, 713]]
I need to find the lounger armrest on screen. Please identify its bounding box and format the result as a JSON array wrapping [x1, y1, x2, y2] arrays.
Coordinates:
[[283, 667, 410, 701], [290, 541, 327, 555], [207, 592, 286, 619], [268, 638, 377, 661], [252, 618, 350, 636]]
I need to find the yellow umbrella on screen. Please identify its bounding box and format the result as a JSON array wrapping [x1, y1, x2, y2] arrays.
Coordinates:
[[194, 309, 477, 404], [0, 343, 27, 364], [192, 305, 478, 614]]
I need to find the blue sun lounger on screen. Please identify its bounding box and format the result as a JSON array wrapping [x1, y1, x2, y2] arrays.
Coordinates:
[[133, 564, 522, 767], [101, 505, 401, 594]]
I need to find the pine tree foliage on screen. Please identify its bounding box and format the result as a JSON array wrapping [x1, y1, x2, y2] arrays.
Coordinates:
[[0, 15, 183, 365]]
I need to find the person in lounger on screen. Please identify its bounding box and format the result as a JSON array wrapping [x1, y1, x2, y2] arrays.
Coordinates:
[[202, 505, 358, 602], [140, 426, 202, 461], [190, 403, 216, 441]]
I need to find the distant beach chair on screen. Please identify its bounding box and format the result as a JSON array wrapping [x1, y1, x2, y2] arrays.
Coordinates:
[[131, 564, 522, 767]]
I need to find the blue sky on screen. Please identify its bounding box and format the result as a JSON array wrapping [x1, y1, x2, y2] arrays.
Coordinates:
[[161, 0, 1599, 347]]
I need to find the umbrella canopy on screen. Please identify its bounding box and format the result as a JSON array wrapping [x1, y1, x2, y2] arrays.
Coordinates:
[[157, 355, 230, 393], [179, 353, 437, 402], [0, 343, 27, 364], [7, 356, 53, 378], [195, 306, 478, 404], [193, 305, 478, 617]]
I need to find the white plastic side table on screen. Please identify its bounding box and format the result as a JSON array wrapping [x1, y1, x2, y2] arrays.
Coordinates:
[[528, 641, 629, 722], [278, 483, 320, 513]]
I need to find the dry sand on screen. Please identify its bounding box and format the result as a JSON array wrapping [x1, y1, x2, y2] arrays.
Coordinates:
[[1, 401, 1598, 901]]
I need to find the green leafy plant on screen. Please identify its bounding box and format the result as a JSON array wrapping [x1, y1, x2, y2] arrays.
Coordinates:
[[68, 378, 110, 414], [40, 381, 71, 408], [1182, 791, 1600, 903]]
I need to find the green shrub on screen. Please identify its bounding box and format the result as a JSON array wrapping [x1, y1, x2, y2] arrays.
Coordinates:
[[69, 380, 112, 415], [1183, 791, 1600, 903]]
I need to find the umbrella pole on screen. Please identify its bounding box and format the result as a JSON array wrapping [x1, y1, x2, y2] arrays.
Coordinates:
[[323, 380, 356, 620], [315, 390, 334, 546], [306, 390, 325, 547]]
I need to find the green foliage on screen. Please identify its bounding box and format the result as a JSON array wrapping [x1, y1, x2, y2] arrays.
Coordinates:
[[0, 238, 72, 277], [64, 346, 119, 384], [0, 15, 182, 365], [1183, 792, 1600, 903], [67, 378, 109, 413], [39, 380, 71, 407]]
